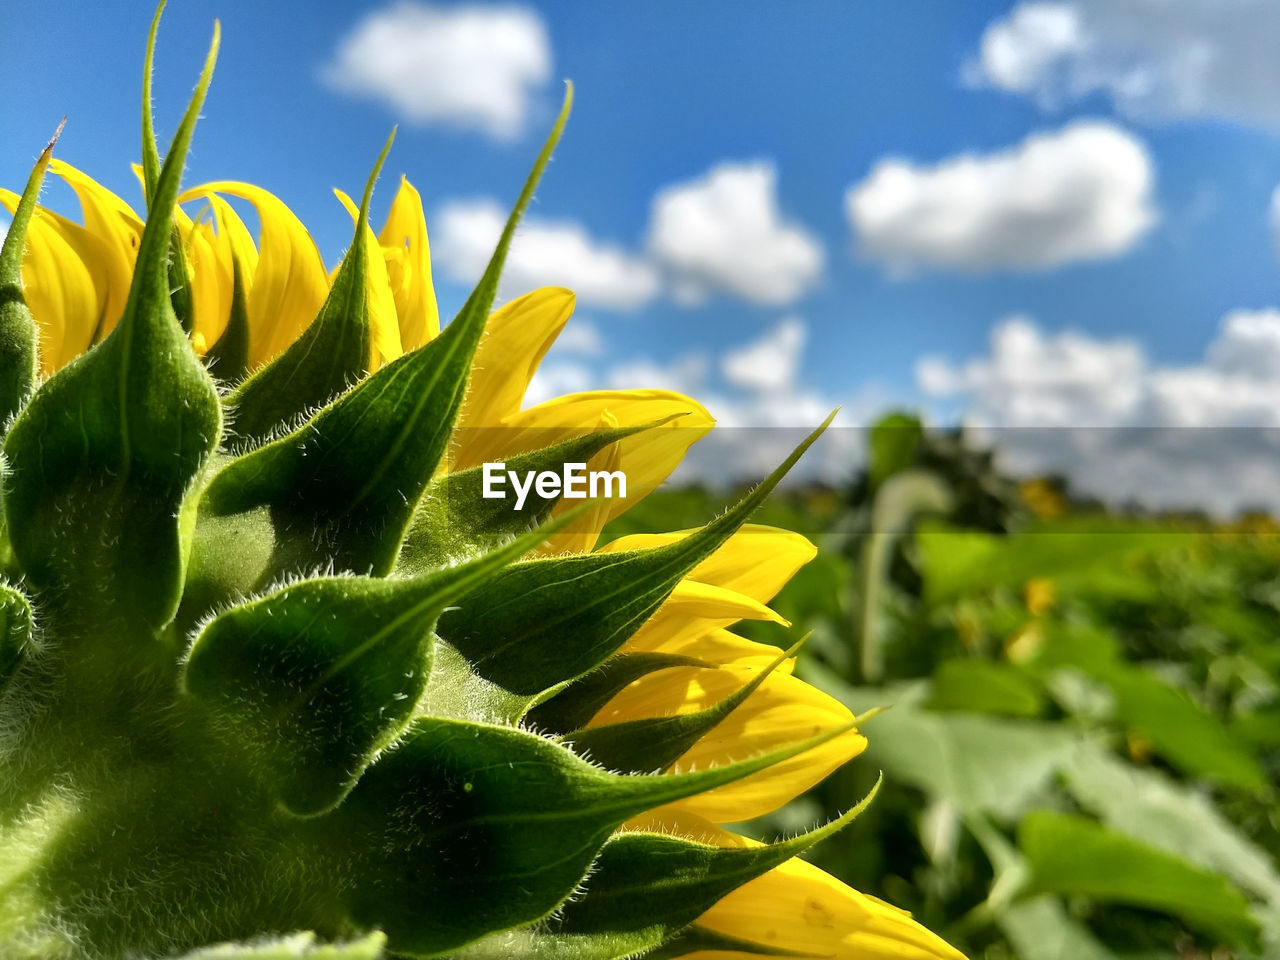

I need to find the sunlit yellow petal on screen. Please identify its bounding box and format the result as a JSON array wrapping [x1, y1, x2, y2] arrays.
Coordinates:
[[454, 390, 713, 550], [695, 856, 968, 960], [455, 287, 576, 435], [49, 163, 142, 329], [628, 626, 793, 672], [0, 191, 105, 372], [600, 524, 817, 604], [334, 188, 403, 369], [602, 665, 864, 823], [617, 814, 967, 959], [378, 176, 438, 350], [183, 181, 328, 368], [47, 159, 141, 340], [618, 581, 787, 658]]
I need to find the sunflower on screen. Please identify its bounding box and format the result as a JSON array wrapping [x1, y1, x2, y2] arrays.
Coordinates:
[[0, 10, 967, 959]]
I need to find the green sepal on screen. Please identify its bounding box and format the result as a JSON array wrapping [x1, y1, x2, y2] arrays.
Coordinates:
[[561, 639, 802, 774], [182, 516, 567, 816], [399, 417, 676, 573], [204, 90, 576, 579], [525, 652, 712, 736], [1, 30, 221, 629], [542, 790, 875, 959], [204, 254, 251, 382], [170, 932, 386, 959], [436, 413, 834, 695], [0, 123, 61, 427], [331, 711, 857, 955], [225, 133, 393, 448], [141, 0, 195, 334], [639, 926, 820, 959], [0, 583, 34, 689]]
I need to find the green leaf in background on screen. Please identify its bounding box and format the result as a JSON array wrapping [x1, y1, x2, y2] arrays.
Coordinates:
[[1061, 748, 1280, 909], [997, 896, 1119, 960], [915, 519, 1167, 603], [927, 660, 1045, 718], [816, 675, 1076, 819], [1105, 667, 1266, 792], [867, 412, 925, 488], [1018, 810, 1261, 950]]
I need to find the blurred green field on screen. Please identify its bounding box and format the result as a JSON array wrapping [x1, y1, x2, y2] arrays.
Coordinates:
[[605, 415, 1280, 960]]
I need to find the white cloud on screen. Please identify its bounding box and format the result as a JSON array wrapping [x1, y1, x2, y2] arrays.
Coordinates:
[[551, 318, 604, 357], [919, 311, 1280, 513], [432, 199, 660, 310], [527, 316, 870, 484], [647, 162, 823, 305], [971, 1, 1280, 128], [324, 2, 551, 140], [721, 316, 806, 394], [846, 121, 1156, 273]]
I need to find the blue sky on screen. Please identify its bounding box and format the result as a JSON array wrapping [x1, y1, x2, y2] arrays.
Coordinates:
[[8, 1, 1280, 505]]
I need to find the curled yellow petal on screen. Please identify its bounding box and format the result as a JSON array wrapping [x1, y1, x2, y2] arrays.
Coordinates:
[[606, 665, 865, 823], [334, 188, 403, 369], [455, 390, 713, 545], [695, 856, 968, 960], [619, 813, 968, 960], [455, 286, 576, 435], [378, 176, 438, 350], [600, 524, 817, 604], [621, 581, 787, 656], [628, 626, 794, 672], [47, 159, 141, 340], [0, 191, 105, 372], [183, 181, 328, 368]]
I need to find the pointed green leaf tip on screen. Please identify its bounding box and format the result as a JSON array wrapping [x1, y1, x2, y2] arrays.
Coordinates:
[[539, 777, 882, 957], [200, 92, 576, 582], [2, 26, 222, 630], [141, 0, 195, 332], [228, 82, 570, 450], [0, 120, 62, 427], [182, 514, 575, 816], [225, 129, 395, 447], [437, 411, 836, 696], [328, 710, 859, 955]]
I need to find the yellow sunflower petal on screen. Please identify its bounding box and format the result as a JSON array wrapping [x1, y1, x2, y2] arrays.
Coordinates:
[[183, 181, 329, 368], [378, 176, 438, 350], [695, 856, 968, 960], [0, 191, 105, 372], [628, 626, 793, 672], [177, 194, 261, 357], [618, 580, 787, 657], [600, 524, 816, 604], [618, 814, 968, 960], [333, 188, 403, 369], [454, 390, 713, 546], [454, 286, 576, 435], [604, 665, 864, 823], [47, 159, 141, 340]]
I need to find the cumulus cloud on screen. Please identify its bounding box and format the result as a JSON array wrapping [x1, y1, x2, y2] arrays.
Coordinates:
[[919, 311, 1280, 513], [647, 162, 824, 305], [721, 316, 806, 394], [432, 199, 661, 310], [324, 2, 551, 139], [552, 318, 604, 357], [527, 316, 868, 485], [971, 1, 1280, 128], [846, 121, 1156, 273]]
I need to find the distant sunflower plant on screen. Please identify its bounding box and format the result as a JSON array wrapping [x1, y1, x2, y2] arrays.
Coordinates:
[[0, 7, 967, 960]]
